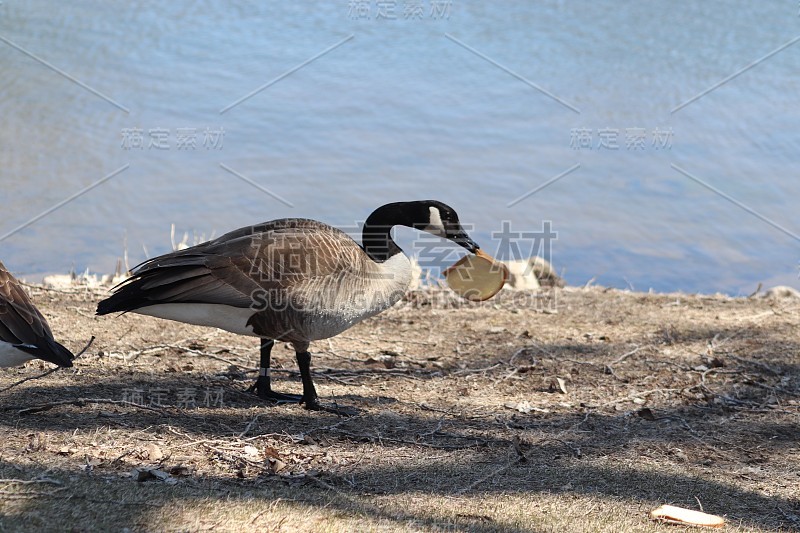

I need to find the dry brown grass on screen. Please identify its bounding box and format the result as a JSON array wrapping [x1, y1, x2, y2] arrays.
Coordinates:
[[0, 285, 798, 532]]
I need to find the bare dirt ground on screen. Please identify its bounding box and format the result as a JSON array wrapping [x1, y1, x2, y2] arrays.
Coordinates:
[[0, 284, 798, 532]]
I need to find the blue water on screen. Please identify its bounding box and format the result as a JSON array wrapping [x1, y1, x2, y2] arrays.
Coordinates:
[[1, 1, 798, 294]]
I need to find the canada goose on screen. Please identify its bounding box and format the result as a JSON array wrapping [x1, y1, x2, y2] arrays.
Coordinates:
[[0, 261, 75, 368], [96, 200, 487, 411]]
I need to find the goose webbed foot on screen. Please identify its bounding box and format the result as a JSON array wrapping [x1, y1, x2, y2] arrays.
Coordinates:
[[249, 378, 302, 404], [299, 394, 323, 411], [300, 395, 359, 416], [296, 350, 358, 416]]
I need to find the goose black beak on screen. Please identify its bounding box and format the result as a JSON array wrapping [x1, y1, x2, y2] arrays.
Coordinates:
[[452, 232, 480, 254]]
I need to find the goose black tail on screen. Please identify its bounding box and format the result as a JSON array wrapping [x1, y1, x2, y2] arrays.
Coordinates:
[[96, 289, 149, 316], [96, 266, 206, 316], [96, 273, 158, 316]]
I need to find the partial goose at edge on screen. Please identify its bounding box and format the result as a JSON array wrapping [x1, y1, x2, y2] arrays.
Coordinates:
[[0, 261, 76, 368]]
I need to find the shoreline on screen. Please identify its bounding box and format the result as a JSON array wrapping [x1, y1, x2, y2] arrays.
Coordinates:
[[21, 268, 800, 302]]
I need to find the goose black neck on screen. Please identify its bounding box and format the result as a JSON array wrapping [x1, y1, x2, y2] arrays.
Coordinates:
[[362, 202, 413, 263]]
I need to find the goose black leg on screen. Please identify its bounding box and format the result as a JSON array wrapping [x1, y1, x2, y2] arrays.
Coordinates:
[[295, 351, 321, 409], [250, 339, 302, 403], [296, 350, 357, 416]]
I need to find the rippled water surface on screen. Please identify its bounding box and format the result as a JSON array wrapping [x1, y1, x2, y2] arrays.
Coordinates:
[[1, 1, 798, 293]]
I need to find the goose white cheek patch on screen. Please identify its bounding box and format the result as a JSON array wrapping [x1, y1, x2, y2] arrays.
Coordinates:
[[425, 206, 447, 238]]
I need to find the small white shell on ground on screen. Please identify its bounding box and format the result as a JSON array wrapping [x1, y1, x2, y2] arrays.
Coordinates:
[[650, 504, 725, 528]]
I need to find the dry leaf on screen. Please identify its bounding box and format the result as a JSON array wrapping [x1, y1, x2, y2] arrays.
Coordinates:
[[268, 458, 287, 473], [132, 467, 176, 484], [650, 504, 724, 528], [504, 401, 526, 413], [549, 377, 568, 394], [243, 445, 259, 457], [262, 447, 280, 460], [145, 443, 163, 461]]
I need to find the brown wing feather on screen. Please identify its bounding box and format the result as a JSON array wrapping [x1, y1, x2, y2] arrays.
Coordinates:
[[99, 219, 368, 314]]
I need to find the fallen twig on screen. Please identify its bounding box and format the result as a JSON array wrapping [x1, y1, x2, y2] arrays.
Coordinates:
[[238, 413, 264, 438], [452, 363, 502, 376], [3, 398, 169, 415], [611, 344, 641, 364]]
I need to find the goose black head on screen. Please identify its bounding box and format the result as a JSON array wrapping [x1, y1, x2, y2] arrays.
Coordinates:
[[363, 200, 481, 262], [411, 200, 480, 254]]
